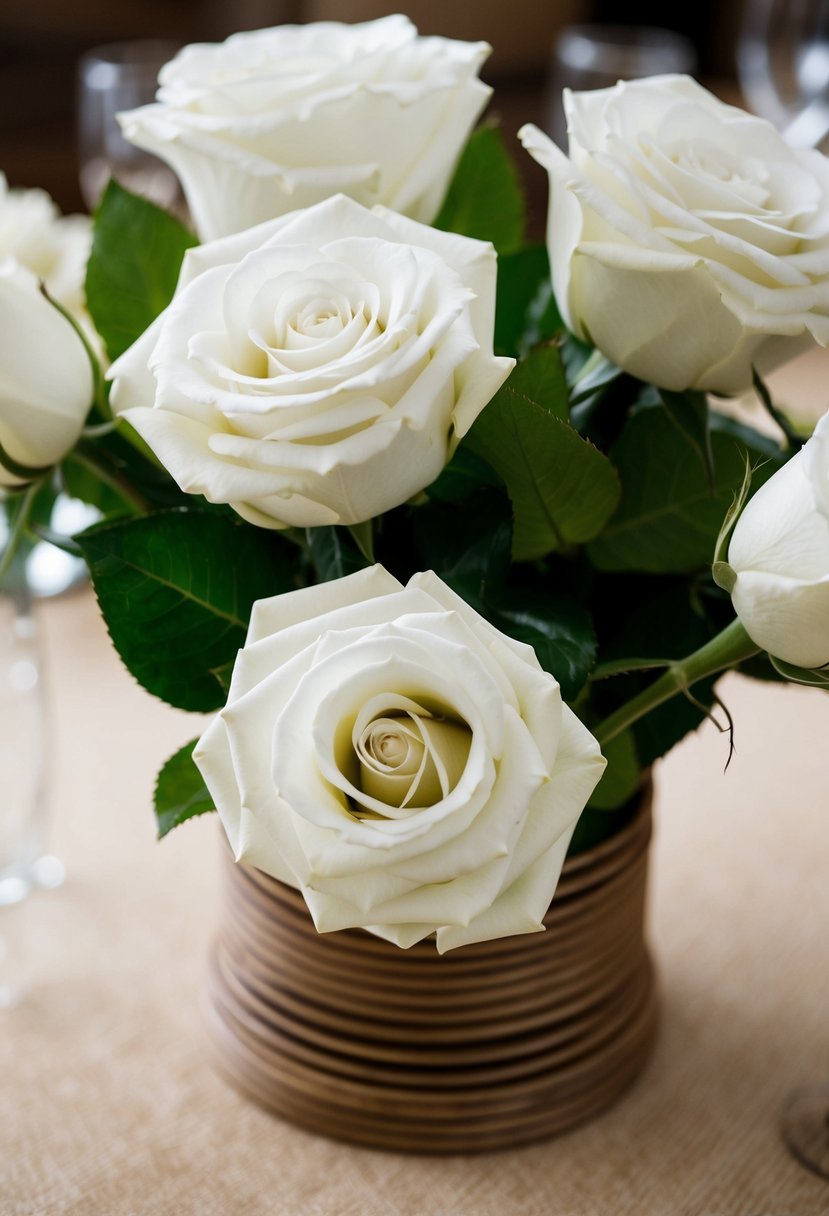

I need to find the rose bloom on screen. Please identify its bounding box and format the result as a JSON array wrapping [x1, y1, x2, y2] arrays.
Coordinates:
[[194, 566, 605, 952], [520, 76, 829, 394], [0, 174, 90, 322], [119, 16, 491, 241], [726, 415, 829, 669], [0, 261, 93, 487], [109, 194, 513, 529]]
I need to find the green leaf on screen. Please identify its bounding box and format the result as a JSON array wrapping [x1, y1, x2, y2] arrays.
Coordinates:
[[494, 244, 562, 359], [466, 349, 620, 560], [491, 344, 570, 421], [211, 660, 235, 695], [155, 739, 215, 839], [86, 180, 197, 361], [433, 125, 525, 255], [61, 452, 131, 518], [424, 446, 502, 505], [78, 425, 193, 513], [588, 729, 641, 811], [415, 482, 593, 698], [709, 410, 792, 460], [76, 510, 296, 711], [589, 575, 723, 766], [522, 282, 565, 359], [489, 589, 595, 702], [411, 485, 512, 602], [31, 524, 83, 558], [307, 526, 371, 582], [658, 390, 714, 486], [587, 410, 785, 573]]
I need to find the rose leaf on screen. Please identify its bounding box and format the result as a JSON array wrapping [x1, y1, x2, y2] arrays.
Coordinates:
[[306, 525, 371, 583], [587, 410, 785, 573], [411, 483, 512, 603], [490, 344, 570, 421], [424, 446, 503, 505], [75, 510, 295, 711], [86, 180, 197, 362], [587, 728, 641, 811], [494, 244, 563, 358], [154, 739, 214, 839], [433, 125, 525, 256], [658, 389, 714, 487], [489, 589, 596, 702], [588, 576, 723, 766], [466, 351, 620, 560]]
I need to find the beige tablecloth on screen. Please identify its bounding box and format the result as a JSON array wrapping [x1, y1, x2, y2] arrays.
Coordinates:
[[3, 351, 829, 1214], [1, 590, 827, 1215]]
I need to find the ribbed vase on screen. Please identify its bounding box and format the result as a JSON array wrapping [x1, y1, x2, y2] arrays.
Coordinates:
[[205, 785, 657, 1153]]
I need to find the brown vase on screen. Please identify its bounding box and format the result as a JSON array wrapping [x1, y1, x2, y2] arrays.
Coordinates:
[[205, 783, 658, 1154]]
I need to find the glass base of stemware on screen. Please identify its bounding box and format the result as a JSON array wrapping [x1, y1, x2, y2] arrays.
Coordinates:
[[781, 1083, 829, 1180]]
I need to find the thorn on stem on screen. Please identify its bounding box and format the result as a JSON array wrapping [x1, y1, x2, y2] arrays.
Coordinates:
[[679, 684, 736, 770]]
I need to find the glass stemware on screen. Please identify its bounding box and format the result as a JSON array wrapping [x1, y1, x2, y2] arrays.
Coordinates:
[[0, 566, 46, 1006], [545, 25, 696, 149], [738, 0, 829, 147], [76, 40, 184, 212]]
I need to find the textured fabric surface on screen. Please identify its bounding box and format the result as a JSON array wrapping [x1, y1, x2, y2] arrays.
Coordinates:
[[2, 563, 829, 1212]]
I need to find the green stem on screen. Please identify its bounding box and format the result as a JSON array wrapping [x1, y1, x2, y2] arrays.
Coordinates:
[[593, 619, 760, 746], [0, 480, 42, 585], [72, 442, 150, 515]]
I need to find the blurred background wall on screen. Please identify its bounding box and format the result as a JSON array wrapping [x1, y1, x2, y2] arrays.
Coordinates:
[[0, 0, 743, 214]]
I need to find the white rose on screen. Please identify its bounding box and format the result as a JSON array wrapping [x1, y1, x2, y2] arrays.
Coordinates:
[[109, 194, 513, 529], [0, 262, 93, 487], [194, 566, 605, 952], [520, 76, 829, 394], [724, 418, 829, 668], [119, 16, 491, 241], [0, 174, 91, 322]]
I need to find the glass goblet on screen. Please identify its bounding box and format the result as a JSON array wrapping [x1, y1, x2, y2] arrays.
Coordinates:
[[76, 39, 184, 212]]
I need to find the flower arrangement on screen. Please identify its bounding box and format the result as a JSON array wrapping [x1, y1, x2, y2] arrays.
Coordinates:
[[2, 17, 828, 954]]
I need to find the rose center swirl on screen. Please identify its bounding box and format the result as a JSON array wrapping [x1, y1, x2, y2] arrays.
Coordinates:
[[353, 709, 472, 813]]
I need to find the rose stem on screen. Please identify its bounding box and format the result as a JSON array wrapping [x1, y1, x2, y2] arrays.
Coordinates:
[[593, 618, 760, 746]]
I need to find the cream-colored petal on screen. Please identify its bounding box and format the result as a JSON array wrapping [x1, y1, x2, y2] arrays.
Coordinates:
[[731, 570, 829, 667]]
